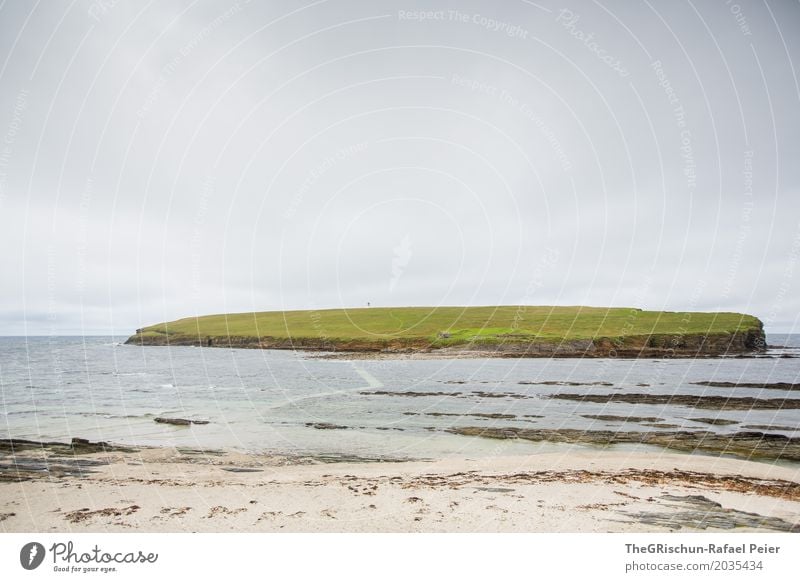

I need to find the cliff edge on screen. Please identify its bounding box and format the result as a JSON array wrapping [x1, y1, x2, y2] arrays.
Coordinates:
[[125, 306, 766, 358]]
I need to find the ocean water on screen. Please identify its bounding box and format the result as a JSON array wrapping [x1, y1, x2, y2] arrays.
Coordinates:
[[1, 335, 798, 460]]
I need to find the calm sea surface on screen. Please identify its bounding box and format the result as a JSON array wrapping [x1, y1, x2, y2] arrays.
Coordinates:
[[1, 335, 799, 460]]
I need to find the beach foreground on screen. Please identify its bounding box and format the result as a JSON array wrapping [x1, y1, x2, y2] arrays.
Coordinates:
[[1, 444, 798, 533]]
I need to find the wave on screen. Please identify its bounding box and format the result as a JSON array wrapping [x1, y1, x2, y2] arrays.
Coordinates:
[[74, 411, 155, 420]]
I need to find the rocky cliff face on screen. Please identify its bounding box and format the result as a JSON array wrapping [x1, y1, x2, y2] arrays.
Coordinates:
[[125, 322, 767, 358]]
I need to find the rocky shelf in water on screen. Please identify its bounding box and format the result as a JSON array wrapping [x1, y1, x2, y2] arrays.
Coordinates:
[[581, 414, 665, 423], [154, 417, 210, 426], [549, 393, 800, 410], [693, 381, 800, 391], [0, 438, 137, 454], [357, 389, 800, 411], [0, 438, 139, 482], [445, 427, 800, 462]]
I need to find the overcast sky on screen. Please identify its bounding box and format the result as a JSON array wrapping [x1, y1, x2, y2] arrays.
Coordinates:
[[1, 0, 799, 335]]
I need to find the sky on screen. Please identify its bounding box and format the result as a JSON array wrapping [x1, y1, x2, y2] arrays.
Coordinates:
[[0, 0, 799, 335]]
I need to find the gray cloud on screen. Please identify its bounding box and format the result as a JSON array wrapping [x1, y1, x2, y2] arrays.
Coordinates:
[[0, 0, 798, 335]]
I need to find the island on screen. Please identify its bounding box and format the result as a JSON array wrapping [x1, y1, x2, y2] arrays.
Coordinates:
[[125, 305, 766, 358]]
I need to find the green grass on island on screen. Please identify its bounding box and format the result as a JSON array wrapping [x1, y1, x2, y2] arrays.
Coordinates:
[[128, 305, 764, 353]]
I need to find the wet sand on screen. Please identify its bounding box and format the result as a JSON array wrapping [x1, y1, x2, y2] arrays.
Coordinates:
[[1, 444, 798, 533]]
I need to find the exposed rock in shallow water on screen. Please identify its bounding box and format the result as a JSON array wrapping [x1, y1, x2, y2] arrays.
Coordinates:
[[176, 447, 225, 456], [69, 437, 131, 452], [154, 417, 210, 426], [444, 427, 800, 461], [520, 380, 614, 386], [621, 494, 800, 532], [360, 389, 533, 400], [403, 412, 518, 420], [581, 414, 664, 423], [360, 390, 462, 398], [305, 422, 348, 430], [742, 424, 798, 432], [470, 390, 531, 399], [0, 438, 136, 454], [693, 381, 800, 391], [0, 457, 109, 482], [688, 417, 739, 426], [464, 413, 518, 420], [549, 392, 800, 410], [0, 439, 134, 482], [299, 452, 411, 464]]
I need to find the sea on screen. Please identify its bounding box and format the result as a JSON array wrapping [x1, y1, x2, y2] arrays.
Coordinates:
[[1, 335, 799, 461]]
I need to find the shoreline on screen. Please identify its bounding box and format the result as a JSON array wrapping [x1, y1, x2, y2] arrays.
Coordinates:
[[124, 337, 767, 360], [120, 345, 786, 362], [2, 441, 798, 533]]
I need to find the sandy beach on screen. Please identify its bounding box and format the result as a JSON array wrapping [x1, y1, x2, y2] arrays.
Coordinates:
[[2, 444, 799, 533]]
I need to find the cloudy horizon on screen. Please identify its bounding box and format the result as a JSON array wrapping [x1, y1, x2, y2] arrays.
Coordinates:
[[1, 0, 799, 336]]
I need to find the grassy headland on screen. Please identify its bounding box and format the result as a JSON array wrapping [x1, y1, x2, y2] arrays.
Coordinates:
[[125, 305, 765, 357]]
